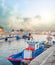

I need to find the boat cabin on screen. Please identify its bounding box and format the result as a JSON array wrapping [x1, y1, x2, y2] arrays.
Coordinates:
[[27, 41, 39, 50], [23, 41, 40, 60]]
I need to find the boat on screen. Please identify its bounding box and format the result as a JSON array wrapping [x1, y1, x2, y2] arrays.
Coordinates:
[[5, 35, 21, 42], [52, 40, 55, 44], [0, 37, 5, 42], [22, 34, 28, 39], [15, 36, 21, 40], [8, 41, 44, 65]]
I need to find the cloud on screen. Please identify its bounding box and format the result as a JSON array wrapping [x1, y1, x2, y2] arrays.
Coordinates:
[[8, 16, 24, 29], [0, 0, 55, 31], [8, 15, 42, 30], [10, 3, 19, 15]]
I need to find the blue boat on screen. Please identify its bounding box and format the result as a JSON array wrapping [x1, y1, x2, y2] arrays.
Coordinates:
[[15, 36, 21, 40], [0, 37, 5, 42], [8, 41, 44, 65], [52, 40, 55, 44], [6, 35, 21, 41], [22, 34, 28, 39]]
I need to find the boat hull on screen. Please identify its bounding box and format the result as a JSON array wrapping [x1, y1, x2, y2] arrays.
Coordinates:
[[22, 35, 28, 39], [8, 45, 44, 65]]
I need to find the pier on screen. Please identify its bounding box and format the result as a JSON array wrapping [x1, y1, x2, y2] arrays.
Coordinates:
[[29, 45, 55, 65]]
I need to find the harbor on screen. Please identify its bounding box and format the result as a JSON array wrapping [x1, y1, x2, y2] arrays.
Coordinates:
[[0, 0, 55, 65], [0, 33, 55, 65]]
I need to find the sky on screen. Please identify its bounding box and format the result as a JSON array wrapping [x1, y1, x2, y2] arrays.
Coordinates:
[[0, 0, 55, 31]]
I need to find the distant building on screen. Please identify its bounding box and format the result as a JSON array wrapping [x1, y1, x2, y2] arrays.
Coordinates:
[[0, 26, 4, 32]]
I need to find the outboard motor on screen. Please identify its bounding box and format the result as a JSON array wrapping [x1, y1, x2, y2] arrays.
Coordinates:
[[5, 37, 8, 42]]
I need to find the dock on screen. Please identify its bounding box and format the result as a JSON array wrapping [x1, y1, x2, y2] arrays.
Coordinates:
[[29, 45, 55, 65]]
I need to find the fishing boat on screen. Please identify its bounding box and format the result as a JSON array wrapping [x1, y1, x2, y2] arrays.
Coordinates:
[[22, 34, 28, 39], [52, 40, 55, 44], [8, 41, 44, 65], [15, 36, 21, 40], [5, 35, 21, 42], [0, 37, 5, 42]]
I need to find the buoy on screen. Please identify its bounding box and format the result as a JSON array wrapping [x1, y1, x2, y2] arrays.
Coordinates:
[[23, 46, 34, 60]]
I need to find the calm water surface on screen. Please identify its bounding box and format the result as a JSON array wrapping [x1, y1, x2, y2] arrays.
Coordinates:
[[0, 34, 48, 65]]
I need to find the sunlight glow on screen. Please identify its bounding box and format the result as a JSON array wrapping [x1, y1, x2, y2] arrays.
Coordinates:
[[41, 12, 52, 21]]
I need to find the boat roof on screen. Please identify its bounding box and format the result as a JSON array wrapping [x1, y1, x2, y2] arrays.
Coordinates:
[[27, 41, 38, 44]]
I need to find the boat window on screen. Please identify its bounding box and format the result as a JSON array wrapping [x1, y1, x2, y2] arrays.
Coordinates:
[[35, 44, 39, 50]]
